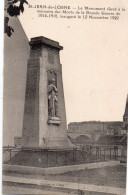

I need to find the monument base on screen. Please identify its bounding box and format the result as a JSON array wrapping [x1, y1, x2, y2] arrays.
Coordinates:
[[42, 137, 74, 149], [46, 138, 73, 149], [5, 144, 76, 168]]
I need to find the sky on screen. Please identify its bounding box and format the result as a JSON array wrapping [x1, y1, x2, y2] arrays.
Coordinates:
[[19, 0, 128, 124]]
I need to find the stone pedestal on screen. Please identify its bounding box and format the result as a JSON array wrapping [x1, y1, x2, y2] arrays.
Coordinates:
[[22, 36, 73, 149]]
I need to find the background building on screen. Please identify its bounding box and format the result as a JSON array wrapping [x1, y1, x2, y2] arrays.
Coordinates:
[[68, 121, 126, 146], [68, 95, 128, 147]]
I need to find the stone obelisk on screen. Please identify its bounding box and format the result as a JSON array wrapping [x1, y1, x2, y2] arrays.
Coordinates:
[[22, 36, 72, 148]]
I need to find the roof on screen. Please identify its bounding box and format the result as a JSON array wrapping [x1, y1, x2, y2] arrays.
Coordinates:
[[68, 121, 123, 126]]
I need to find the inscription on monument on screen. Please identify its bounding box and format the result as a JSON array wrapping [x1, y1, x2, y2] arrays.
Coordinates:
[[14, 137, 22, 148]]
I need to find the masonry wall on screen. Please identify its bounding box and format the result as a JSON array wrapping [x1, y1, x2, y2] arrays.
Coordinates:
[[4, 17, 30, 146], [68, 121, 123, 136]]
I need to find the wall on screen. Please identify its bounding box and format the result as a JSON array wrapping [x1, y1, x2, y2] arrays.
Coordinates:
[[4, 16, 30, 146], [68, 121, 123, 135], [68, 121, 123, 144]]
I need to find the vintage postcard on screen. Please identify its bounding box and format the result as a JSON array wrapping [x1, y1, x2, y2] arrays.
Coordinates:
[[3, 0, 128, 194]]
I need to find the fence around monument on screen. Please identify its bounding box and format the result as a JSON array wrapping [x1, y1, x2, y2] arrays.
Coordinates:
[[3, 145, 122, 168]]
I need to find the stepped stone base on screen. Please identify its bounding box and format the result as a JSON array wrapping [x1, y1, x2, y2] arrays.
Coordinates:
[[43, 137, 74, 149]]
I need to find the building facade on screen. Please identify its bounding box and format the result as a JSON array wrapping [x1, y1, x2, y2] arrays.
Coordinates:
[[68, 121, 123, 145]]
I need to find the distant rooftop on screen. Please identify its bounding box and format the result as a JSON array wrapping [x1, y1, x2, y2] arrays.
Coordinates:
[[68, 121, 123, 125]]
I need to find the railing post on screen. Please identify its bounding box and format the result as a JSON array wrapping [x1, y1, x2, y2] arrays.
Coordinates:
[[72, 148, 74, 164], [100, 147, 101, 159], [104, 149, 105, 160], [109, 148, 111, 159], [90, 146, 92, 160], [75, 147, 77, 164], [98, 147, 100, 159], [82, 146, 85, 163], [73, 147, 76, 164], [117, 148, 118, 159], [55, 151, 58, 166], [78, 189, 84, 195], [96, 147, 98, 160], [10, 148, 11, 160], [65, 150, 66, 165], [114, 146, 117, 160], [46, 148, 48, 167]]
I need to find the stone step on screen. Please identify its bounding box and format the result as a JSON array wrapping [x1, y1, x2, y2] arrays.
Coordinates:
[[3, 175, 126, 195]]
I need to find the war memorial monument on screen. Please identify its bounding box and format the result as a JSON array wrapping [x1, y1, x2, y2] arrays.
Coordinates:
[[22, 36, 72, 149]]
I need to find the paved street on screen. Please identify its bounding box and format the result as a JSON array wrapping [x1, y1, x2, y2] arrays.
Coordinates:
[[3, 185, 71, 195], [3, 175, 126, 195], [3, 163, 126, 195]]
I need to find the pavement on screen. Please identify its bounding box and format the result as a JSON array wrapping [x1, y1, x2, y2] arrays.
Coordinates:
[[2, 185, 71, 195], [3, 175, 126, 195], [3, 160, 121, 175]]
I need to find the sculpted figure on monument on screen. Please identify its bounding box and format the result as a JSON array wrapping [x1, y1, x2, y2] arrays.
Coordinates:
[[48, 79, 58, 117]]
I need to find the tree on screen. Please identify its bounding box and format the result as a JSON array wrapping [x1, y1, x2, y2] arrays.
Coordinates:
[[4, 0, 28, 37]]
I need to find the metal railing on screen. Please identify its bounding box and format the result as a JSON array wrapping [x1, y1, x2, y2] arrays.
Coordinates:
[[3, 145, 120, 168]]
